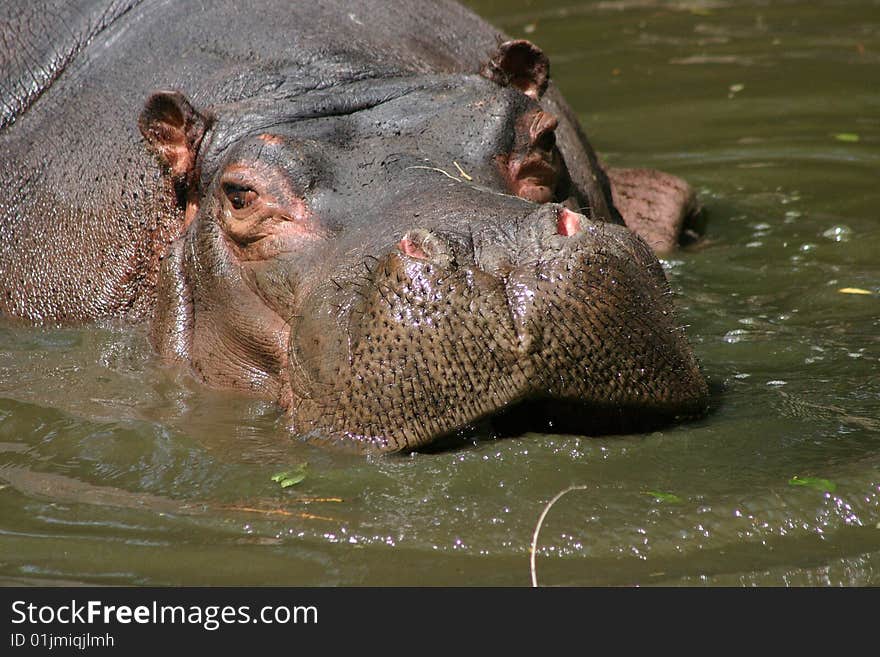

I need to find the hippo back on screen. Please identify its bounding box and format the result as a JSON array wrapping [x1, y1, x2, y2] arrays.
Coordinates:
[[0, 1, 140, 131]]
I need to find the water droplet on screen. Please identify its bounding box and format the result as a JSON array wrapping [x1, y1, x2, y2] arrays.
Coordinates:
[[822, 225, 852, 242], [723, 329, 748, 343]]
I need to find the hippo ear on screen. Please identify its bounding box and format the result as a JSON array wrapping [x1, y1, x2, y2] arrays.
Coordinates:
[[480, 39, 550, 100], [138, 90, 210, 180]]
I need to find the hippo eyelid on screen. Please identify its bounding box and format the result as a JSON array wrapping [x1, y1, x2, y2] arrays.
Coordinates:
[[222, 182, 252, 193]]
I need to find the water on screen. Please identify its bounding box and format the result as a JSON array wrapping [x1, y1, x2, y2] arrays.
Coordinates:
[[1, 0, 878, 586]]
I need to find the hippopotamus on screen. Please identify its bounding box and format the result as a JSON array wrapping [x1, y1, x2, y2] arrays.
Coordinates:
[[0, 0, 708, 451]]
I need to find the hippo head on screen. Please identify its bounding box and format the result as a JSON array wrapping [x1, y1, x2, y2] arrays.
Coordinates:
[[139, 42, 708, 452]]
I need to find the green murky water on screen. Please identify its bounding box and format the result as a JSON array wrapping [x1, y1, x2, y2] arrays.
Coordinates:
[[1, 0, 878, 586]]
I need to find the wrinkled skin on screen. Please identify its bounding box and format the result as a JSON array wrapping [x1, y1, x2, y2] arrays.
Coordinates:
[[0, 0, 708, 452]]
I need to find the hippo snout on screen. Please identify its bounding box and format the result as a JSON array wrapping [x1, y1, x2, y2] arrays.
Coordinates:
[[287, 204, 708, 452]]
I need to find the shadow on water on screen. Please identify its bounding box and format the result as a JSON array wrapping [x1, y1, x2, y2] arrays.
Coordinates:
[[418, 380, 727, 454]]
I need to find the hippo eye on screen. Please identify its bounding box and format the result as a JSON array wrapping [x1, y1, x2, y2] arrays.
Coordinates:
[[222, 183, 258, 211], [535, 130, 556, 152]]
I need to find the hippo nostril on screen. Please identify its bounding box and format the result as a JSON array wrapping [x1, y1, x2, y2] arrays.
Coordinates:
[[398, 229, 453, 264], [556, 208, 583, 237], [399, 236, 429, 260]]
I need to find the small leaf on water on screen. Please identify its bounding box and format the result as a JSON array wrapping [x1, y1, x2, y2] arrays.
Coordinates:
[[838, 287, 872, 295], [789, 475, 836, 493], [279, 473, 306, 488], [642, 490, 683, 504], [833, 133, 860, 143], [271, 464, 308, 488]]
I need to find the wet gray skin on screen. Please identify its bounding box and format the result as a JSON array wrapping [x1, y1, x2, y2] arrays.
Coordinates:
[[155, 77, 706, 451]]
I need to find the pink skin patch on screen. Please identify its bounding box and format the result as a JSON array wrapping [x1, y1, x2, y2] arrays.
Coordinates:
[[257, 133, 284, 145], [184, 199, 199, 227], [398, 237, 428, 260], [556, 208, 583, 237], [497, 109, 562, 204]]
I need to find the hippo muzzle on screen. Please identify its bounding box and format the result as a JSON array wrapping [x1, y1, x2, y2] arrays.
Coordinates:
[[287, 200, 708, 452]]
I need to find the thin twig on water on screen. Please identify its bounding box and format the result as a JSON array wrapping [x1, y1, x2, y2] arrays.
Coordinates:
[[530, 485, 590, 587], [452, 160, 473, 181], [404, 165, 463, 182]]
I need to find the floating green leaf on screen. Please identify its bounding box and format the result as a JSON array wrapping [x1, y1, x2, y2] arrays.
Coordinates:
[[833, 133, 860, 143], [789, 475, 836, 493], [271, 464, 308, 488], [642, 490, 683, 504]]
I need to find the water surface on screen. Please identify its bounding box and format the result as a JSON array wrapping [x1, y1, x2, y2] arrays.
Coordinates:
[[1, 0, 878, 585]]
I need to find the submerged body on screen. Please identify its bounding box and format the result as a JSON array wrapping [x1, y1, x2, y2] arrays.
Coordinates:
[[0, 0, 708, 451]]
